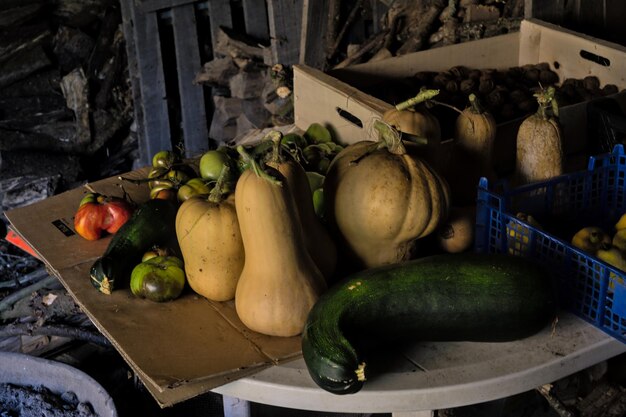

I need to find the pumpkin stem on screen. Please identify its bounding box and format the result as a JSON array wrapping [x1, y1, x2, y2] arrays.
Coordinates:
[[236, 145, 282, 186], [373, 120, 407, 155], [395, 88, 440, 111]]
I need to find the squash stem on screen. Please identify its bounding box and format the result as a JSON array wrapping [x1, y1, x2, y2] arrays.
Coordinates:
[[534, 86, 558, 120], [395, 88, 440, 111], [266, 130, 285, 163], [208, 165, 230, 203], [236, 145, 282, 186], [355, 362, 367, 382], [468, 93, 486, 114], [373, 120, 407, 155]]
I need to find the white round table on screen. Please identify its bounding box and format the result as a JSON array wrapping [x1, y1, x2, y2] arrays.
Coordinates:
[[214, 312, 626, 417]]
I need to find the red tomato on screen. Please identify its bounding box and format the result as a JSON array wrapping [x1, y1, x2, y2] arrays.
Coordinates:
[[74, 193, 134, 240]]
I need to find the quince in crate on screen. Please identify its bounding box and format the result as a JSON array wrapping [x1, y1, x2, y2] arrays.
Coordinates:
[[571, 227, 611, 255]]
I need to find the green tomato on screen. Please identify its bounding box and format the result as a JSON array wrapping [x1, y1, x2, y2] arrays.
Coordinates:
[[302, 146, 322, 171], [166, 169, 192, 185], [152, 150, 176, 168], [281, 133, 307, 148], [305, 172, 325, 193], [148, 167, 169, 189], [317, 157, 331, 175], [130, 256, 186, 302], [199, 150, 234, 180], [304, 123, 332, 144], [312, 188, 325, 218], [177, 177, 212, 202]]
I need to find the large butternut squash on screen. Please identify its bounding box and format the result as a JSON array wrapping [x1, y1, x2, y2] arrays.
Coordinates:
[[234, 147, 327, 337], [264, 131, 337, 281]]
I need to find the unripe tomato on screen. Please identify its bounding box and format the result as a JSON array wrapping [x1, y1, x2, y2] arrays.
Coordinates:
[[166, 169, 191, 186], [130, 256, 186, 302], [152, 150, 177, 168], [199, 150, 233, 180], [177, 178, 212, 202]]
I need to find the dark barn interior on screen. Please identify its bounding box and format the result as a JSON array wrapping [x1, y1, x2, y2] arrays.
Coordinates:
[[1, 1, 626, 416]]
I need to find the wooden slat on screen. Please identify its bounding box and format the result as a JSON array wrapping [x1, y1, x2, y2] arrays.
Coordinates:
[[605, 0, 626, 47], [370, 0, 385, 34], [241, 0, 268, 40], [526, 0, 569, 23], [300, 0, 331, 68], [136, 0, 197, 13], [579, 0, 605, 34], [207, 0, 233, 54], [130, 3, 172, 165], [267, 0, 302, 65], [171, 4, 209, 156], [119, 0, 146, 160]]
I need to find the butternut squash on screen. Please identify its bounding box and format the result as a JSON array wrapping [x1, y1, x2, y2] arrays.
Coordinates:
[[324, 122, 450, 270], [175, 167, 244, 301], [450, 94, 497, 206], [264, 131, 337, 281], [234, 147, 327, 337]]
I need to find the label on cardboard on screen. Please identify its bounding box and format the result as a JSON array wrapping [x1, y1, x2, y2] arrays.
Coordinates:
[[51, 219, 75, 237]]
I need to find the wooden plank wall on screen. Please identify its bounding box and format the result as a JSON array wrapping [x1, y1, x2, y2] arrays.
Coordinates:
[[120, 0, 299, 166], [528, 0, 626, 47]]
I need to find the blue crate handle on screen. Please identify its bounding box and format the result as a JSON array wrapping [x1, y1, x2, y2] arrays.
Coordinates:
[[588, 144, 625, 170]]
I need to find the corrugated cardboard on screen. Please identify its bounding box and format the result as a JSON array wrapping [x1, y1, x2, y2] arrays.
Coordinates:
[[4, 167, 301, 407], [293, 19, 626, 173]]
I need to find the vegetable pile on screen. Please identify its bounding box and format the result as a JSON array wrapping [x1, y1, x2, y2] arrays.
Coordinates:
[[77, 63, 583, 394]]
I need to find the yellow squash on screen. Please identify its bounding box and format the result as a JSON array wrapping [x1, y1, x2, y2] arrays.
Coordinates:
[[450, 94, 497, 205], [175, 170, 244, 302]]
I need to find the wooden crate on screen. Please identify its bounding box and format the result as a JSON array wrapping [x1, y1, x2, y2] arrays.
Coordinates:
[[120, 0, 303, 166]]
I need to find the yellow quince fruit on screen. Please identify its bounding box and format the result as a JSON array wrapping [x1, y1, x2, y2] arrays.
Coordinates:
[[596, 245, 626, 288], [571, 227, 611, 255], [613, 229, 626, 253], [615, 213, 626, 231]]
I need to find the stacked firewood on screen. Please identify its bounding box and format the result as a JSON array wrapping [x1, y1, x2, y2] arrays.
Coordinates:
[[194, 28, 293, 144], [324, 0, 525, 70], [0, 0, 134, 214], [0, 1, 131, 356]]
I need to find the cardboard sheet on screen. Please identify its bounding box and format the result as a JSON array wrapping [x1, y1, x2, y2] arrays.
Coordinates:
[[4, 170, 302, 407]]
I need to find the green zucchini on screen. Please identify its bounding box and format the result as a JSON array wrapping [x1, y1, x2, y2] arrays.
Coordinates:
[[302, 253, 557, 395], [90, 198, 178, 294]]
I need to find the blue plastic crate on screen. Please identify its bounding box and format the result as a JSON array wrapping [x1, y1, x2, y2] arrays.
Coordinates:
[[475, 145, 626, 344]]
